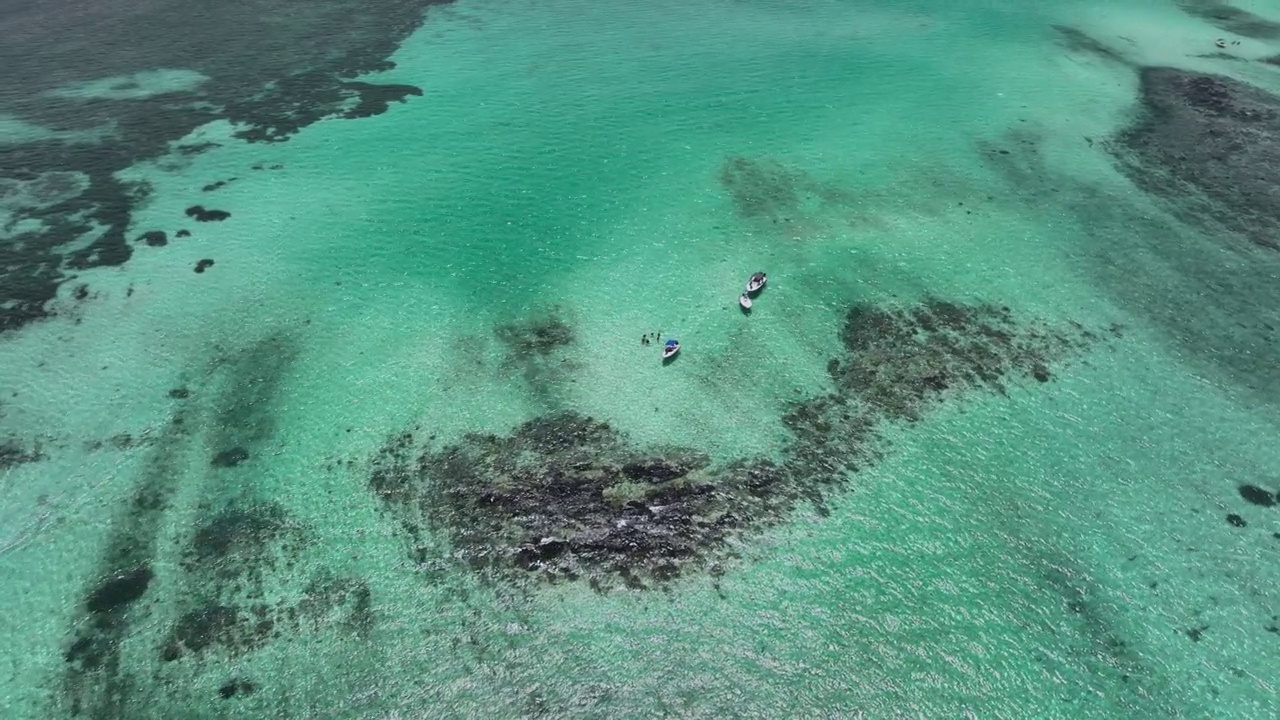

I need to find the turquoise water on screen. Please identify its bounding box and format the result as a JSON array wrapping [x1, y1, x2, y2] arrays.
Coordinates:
[[1, 0, 1278, 717]]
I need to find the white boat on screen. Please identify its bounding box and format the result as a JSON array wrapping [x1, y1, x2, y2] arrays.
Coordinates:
[[745, 271, 767, 293], [739, 293, 752, 310], [662, 339, 680, 360]]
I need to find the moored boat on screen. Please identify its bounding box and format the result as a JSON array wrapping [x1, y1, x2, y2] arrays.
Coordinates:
[[662, 339, 680, 360]]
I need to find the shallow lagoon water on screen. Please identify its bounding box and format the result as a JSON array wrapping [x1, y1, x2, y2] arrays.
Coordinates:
[[1, 0, 1278, 717]]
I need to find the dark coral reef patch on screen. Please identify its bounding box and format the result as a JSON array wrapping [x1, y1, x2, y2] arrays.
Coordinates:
[[158, 576, 372, 663], [494, 314, 575, 357], [0, 0, 444, 335], [185, 205, 230, 222], [1111, 67, 1280, 250], [830, 299, 1093, 421], [182, 502, 305, 582], [63, 413, 191, 717], [493, 312, 580, 397], [159, 502, 369, 663], [138, 230, 168, 247], [371, 298, 1106, 590], [0, 439, 47, 469], [1238, 483, 1276, 507], [340, 82, 424, 120], [717, 155, 854, 231]]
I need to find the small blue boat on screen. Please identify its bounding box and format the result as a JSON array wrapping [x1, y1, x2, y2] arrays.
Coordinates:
[[662, 339, 680, 360]]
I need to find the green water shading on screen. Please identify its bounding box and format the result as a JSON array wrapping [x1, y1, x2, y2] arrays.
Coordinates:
[[0, 0, 1278, 718]]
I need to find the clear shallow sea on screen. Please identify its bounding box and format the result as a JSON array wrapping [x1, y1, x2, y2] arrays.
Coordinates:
[[1, 0, 1278, 717]]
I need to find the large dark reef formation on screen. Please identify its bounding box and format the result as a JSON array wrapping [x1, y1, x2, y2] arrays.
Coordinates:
[[370, 300, 1109, 591], [1111, 67, 1280, 251], [0, 0, 448, 334]]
